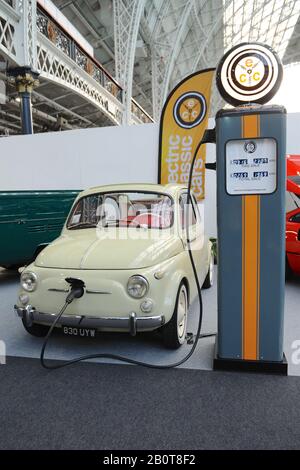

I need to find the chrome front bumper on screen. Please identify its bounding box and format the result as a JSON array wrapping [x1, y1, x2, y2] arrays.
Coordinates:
[[14, 305, 165, 336]]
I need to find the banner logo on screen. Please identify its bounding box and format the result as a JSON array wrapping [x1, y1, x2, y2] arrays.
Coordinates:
[[158, 69, 215, 201], [173, 92, 207, 129]]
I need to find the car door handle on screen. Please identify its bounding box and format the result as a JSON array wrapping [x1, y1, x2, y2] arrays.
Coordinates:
[[185, 237, 196, 245], [17, 219, 26, 225]]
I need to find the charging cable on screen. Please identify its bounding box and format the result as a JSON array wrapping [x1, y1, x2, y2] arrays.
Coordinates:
[[40, 132, 216, 370]]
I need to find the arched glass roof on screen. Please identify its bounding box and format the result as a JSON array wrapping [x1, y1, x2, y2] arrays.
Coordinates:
[[52, 0, 300, 118]]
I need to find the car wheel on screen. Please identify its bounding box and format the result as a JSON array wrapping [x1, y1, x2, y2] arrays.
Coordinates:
[[22, 319, 49, 337], [162, 282, 188, 349], [202, 253, 214, 289]]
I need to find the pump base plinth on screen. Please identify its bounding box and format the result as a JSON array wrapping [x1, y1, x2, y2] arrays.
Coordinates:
[[213, 339, 288, 375]]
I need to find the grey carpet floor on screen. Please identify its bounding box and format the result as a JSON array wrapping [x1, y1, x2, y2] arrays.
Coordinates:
[[0, 356, 300, 450], [0, 268, 299, 373]]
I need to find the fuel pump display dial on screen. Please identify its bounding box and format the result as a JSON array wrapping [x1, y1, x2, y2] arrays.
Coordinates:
[[216, 43, 283, 106], [226, 137, 277, 195]]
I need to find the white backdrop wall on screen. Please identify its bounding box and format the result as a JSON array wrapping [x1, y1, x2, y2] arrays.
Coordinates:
[[0, 113, 299, 237], [0, 124, 158, 190], [286, 113, 300, 154]]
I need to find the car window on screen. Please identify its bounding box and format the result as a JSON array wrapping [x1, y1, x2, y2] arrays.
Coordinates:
[[70, 194, 102, 227], [67, 192, 174, 229], [192, 194, 201, 222], [290, 212, 300, 224], [179, 193, 197, 228]]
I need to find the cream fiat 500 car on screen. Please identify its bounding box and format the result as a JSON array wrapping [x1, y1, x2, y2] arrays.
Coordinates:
[[15, 184, 213, 348]]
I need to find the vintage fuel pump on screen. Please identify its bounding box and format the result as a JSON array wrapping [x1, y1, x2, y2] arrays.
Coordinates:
[[213, 43, 287, 373]]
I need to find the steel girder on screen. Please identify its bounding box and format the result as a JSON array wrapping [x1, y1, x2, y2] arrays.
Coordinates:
[[150, 0, 187, 120], [113, 0, 146, 124]]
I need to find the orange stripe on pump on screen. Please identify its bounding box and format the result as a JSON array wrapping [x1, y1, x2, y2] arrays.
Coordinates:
[[242, 114, 259, 139], [243, 195, 260, 359], [242, 113, 261, 360]]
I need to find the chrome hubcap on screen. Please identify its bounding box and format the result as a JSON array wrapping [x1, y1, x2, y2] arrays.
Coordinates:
[[209, 256, 214, 285], [177, 287, 187, 340]]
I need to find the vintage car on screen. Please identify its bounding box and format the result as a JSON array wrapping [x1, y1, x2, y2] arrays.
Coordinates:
[[15, 184, 213, 349]]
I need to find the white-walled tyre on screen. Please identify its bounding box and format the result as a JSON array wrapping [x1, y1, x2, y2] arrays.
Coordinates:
[[162, 283, 188, 349], [202, 254, 214, 289]]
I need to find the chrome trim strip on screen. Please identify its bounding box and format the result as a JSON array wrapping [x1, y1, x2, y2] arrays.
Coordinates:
[[47, 288, 111, 294], [48, 288, 69, 293], [15, 306, 164, 332], [86, 290, 112, 294], [15, 304, 35, 327], [129, 312, 137, 336]]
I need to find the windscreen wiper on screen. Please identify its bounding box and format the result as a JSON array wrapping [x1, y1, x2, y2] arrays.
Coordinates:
[[101, 220, 120, 227], [68, 222, 98, 230]]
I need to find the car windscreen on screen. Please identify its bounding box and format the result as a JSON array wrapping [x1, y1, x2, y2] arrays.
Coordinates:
[[67, 192, 174, 230]]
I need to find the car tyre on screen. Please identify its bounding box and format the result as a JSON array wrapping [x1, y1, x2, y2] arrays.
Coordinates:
[[22, 319, 49, 337], [285, 256, 294, 280], [162, 282, 188, 349], [202, 253, 214, 289]]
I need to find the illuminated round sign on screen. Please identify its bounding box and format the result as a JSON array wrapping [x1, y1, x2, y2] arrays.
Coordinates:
[[173, 91, 207, 129], [216, 42, 283, 106]]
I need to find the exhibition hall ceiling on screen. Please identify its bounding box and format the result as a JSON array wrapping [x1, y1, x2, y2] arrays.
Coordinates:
[[0, 0, 299, 135], [52, 0, 300, 116]]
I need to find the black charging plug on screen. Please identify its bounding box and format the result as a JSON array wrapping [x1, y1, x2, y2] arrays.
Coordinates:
[[65, 278, 85, 304]]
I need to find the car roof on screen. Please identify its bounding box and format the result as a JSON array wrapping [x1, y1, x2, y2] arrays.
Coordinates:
[[78, 183, 188, 198]]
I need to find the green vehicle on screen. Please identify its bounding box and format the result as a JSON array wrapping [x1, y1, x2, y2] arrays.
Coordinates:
[[0, 190, 79, 269]]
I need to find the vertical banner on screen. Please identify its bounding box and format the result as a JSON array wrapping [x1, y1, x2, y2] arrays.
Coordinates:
[[158, 69, 215, 201]]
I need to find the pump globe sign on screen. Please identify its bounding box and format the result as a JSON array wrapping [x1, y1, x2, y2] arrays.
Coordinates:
[[216, 42, 283, 106]]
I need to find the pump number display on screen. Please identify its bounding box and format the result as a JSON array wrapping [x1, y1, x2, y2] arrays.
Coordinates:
[[231, 158, 248, 165], [230, 172, 249, 179], [253, 157, 268, 164], [226, 138, 277, 195], [253, 171, 269, 178]]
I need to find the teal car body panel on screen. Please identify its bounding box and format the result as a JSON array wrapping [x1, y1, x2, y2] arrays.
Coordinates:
[[0, 190, 79, 268]]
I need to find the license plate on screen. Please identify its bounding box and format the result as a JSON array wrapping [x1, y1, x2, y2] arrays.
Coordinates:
[[62, 326, 97, 338]]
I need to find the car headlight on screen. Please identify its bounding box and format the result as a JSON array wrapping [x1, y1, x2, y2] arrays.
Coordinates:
[[21, 271, 37, 292], [127, 275, 149, 299]]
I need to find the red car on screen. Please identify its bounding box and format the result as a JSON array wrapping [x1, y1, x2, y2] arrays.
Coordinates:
[[286, 205, 300, 277], [286, 155, 300, 277]]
